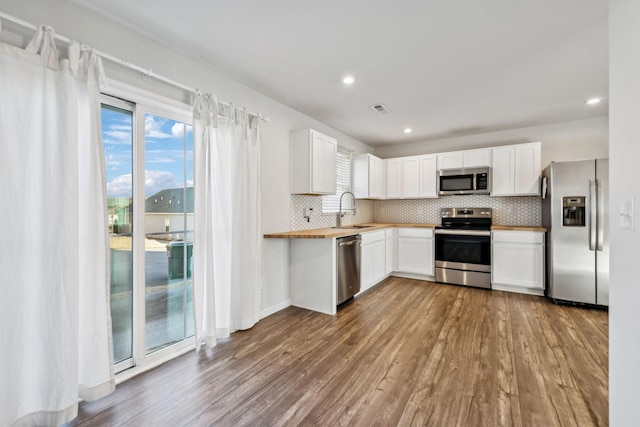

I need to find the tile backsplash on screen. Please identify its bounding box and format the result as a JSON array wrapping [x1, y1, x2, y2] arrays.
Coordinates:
[[290, 194, 541, 230], [374, 195, 541, 226], [291, 195, 374, 230]]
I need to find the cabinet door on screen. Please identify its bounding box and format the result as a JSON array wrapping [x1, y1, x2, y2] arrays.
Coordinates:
[[371, 240, 386, 283], [386, 158, 403, 198], [385, 234, 393, 274], [491, 146, 515, 196], [361, 243, 374, 291], [311, 132, 337, 194], [437, 152, 463, 170], [403, 156, 420, 198], [396, 236, 433, 276], [492, 242, 544, 289], [419, 155, 438, 198], [371, 156, 387, 199], [463, 148, 492, 167], [514, 142, 541, 195]]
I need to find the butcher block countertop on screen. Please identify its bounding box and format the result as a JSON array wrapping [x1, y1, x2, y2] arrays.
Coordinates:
[[491, 225, 547, 232], [264, 223, 436, 239]]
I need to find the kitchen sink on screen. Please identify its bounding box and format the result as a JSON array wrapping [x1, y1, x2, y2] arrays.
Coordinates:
[[331, 225, 374, 229]]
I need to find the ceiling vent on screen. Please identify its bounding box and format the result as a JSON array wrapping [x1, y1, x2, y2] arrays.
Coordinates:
[[371, 104, 390, 114]]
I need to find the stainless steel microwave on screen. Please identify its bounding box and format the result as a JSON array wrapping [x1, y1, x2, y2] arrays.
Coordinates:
[[438, 167, 491, 195]]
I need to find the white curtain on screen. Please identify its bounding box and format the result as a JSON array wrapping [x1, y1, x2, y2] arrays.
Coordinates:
[[0, 25, 114, 426], [192, 93, 262, 351]]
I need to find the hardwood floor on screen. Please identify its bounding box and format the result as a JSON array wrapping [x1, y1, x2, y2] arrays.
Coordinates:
[[74, 277, 608, 426]]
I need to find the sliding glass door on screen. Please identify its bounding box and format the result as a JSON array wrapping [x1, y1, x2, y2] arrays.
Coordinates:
[[102, 95, 194, 373], [141, 111, 194, 353]]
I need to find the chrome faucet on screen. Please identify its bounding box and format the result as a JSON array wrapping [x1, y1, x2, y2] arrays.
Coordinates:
[[337, 191, 356, 227]]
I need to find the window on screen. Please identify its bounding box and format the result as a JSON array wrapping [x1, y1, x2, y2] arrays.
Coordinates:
[[102, 93, 194, 375], [322, 146, 353, 213]]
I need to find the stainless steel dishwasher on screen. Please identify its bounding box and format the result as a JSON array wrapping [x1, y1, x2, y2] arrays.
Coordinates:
[[336, 234, 361, 305]]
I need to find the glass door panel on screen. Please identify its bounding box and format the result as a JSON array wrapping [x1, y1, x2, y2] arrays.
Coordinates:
[[101, 101, 134, 366], [143, 113, 194, 353]]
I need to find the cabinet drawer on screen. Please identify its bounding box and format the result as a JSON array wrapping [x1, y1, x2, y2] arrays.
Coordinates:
[[397, 228, 433, 238], [492, 230, 544, 244], [361, 230, 386, 244]]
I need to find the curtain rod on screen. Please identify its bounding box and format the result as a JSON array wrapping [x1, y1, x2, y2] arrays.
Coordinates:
[[0, 11, 269, 122]]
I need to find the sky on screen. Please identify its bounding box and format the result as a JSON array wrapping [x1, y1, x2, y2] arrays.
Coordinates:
[[101, 106, 194, 198]]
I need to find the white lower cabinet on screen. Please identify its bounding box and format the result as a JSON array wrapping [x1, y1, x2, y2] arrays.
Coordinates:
[[361, 230, 387, 292], [395, 228, 434, 276], [491, 230, 545, 295], [385, 229, 394, 275]]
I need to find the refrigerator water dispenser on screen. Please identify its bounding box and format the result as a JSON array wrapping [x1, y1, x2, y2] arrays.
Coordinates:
[[562, 196, 586, 226]]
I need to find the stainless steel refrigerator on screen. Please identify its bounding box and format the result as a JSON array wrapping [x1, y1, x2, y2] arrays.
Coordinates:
[[542, 159, 609, 306]]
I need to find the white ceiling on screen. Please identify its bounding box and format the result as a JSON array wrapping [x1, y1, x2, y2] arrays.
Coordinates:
[[70, 0, 608, 147]]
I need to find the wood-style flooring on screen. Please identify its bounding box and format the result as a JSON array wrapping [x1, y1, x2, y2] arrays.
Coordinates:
[[74, 277, 608, 426]]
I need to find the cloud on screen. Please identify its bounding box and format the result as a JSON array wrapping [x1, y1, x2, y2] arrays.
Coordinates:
[[103, 130, 132, 145], [171, 123, 193, 138], [103, 119, 133, 145], [106, 173, 133, 197], [145, 116, 172, 139], [172, 123, 184, 138], [144, 170, 180, 196], [145, 149, 182, 164], [107, 170, 182, 198]]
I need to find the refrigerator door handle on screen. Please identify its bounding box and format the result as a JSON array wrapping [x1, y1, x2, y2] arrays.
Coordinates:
[[596, 178, 604, 251], [589, 179, 597, 251]]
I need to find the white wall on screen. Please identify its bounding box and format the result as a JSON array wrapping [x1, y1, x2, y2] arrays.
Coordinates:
[[610, 1, 640, 424], [0, 0, 374, 316], [374, 117, 608, 168]]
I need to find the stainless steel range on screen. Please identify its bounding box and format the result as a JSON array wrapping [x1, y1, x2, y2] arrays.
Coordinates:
[[435, 208, 492, 289]]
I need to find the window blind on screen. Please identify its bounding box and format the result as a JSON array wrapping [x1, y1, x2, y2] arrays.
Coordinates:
[[322, 146, 353, 213]]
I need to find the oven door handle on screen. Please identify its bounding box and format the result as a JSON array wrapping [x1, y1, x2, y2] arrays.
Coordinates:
[[435, 229, 491, 236]]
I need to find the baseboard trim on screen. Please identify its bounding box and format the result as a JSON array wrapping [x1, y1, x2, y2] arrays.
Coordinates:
[[260, 299, 292, 319], [390, 272, 436, 282], [491, 284, 545, 296]]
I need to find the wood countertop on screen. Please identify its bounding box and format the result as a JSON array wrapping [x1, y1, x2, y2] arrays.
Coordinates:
[[264, 223, 546, 238], [264, 223, 436, 239], [491, 225, 547, 232]]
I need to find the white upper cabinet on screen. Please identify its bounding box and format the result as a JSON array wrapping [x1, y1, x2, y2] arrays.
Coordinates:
[[290, 129, 337, 195], [437, 151, 464, 170], [463, 148, 492, 168], [514, 142, 542, 195], [491, 142, 541, 196], [419, 154, 438, 198], [386, 155, 437, 199], [353, 153, 386, 199], [402, 156, 421, 198], [437, 148, 491, 170], [386, 158, 404, 198], [491, 146, 515, 196]]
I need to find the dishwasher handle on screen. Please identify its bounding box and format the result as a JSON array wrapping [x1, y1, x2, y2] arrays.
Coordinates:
[[338, 239, 360, 247]]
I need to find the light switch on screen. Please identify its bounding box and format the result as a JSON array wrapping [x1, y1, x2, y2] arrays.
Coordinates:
[[619, 196, 635, 231]]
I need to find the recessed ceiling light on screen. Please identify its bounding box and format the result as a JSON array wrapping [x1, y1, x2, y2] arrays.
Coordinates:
[[586, 97, 602, 105], [404, 127, 412, 134], [342, 75, 356, 85]]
